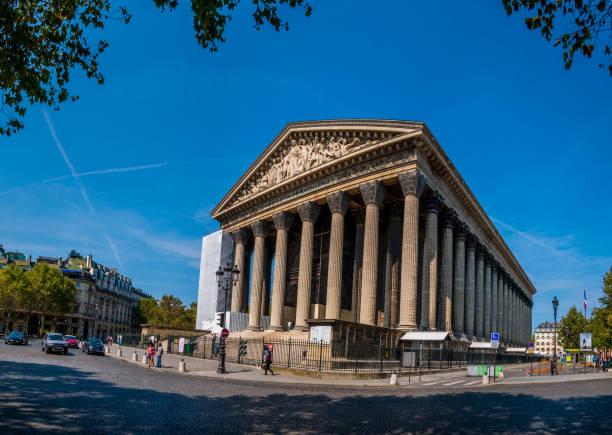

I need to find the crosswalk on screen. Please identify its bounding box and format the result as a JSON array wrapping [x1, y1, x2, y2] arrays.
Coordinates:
[[414, 378, 484, 387]]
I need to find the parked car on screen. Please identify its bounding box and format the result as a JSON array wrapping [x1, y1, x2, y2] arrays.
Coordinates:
[[42, 333, 68, 354], [4, 331, 28, 345], [82, 338, 105, 355], [64, 335, 79, 348]]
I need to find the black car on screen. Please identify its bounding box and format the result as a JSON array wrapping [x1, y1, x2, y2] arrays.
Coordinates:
[[4, 331, 28, 345], [82, 338, 105, 355]]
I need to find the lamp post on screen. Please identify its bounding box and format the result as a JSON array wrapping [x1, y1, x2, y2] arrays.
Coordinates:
[[216, 263, 240, 374], [552, 296, 559, 375]]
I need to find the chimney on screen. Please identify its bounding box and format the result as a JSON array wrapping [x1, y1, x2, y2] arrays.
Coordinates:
[[86, 254, 92, 268]]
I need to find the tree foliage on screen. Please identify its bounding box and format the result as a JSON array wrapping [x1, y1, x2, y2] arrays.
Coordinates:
[[0, 0, 311, 136], [503, 0, 612, 75], [0, 263, 76, 332], [591, 265, 612, 347], [136, 294, 197, 328], [558, 305, 588, 348]]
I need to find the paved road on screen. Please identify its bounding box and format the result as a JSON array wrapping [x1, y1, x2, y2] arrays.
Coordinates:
[[1, 340, 611, 434]]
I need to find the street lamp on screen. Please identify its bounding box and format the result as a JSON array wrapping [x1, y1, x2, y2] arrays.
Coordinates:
[[552, 296, 559, 375], [215, 263, 240, 374]]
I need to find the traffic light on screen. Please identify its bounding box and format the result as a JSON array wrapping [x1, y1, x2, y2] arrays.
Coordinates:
[[238, 339, 248, 362], [217, 312, 225, 328]]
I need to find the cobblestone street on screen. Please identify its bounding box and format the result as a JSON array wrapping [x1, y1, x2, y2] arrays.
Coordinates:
[[1, 340, 611, 434]]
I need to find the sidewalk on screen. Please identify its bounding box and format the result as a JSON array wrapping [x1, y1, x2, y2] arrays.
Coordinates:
[[106, 345, 612, 388]]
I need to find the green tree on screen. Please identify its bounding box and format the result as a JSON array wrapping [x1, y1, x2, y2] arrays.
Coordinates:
[[135, 297, 158, 325], [0, 264, 27, 332], [0, 0, 311, 136], [27, 263, 76, 332], [558, 305, 588, 349], [503, 0, 612, 76], [591, 265, 612, 347]]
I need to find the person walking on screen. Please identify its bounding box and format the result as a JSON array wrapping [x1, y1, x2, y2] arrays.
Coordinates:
[[156, 342, 163, 368], [147, 343, 155, 368], [263, 346, 274, 376]]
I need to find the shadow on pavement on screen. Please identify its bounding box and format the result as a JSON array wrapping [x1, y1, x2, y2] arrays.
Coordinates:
[[1, 359, 610, 434]]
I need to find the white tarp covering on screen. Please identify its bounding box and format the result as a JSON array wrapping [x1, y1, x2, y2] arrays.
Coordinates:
[[399, 331, 450, 341]]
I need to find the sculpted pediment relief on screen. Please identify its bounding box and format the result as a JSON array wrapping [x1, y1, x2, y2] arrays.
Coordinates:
[[230, 129, 405, 205]]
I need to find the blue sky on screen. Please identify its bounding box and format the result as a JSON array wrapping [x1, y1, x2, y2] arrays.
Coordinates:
[[1, 1, 610, 332]]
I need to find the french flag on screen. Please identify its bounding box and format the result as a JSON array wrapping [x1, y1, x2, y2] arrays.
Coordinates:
[[584, 289, 587, 310]]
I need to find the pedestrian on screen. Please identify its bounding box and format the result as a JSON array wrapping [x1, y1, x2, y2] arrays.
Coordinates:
[[107, 335, 113, 346], [147, 343, 155, 368], [263, 346, 274, 376], [156, 342, 164, 368]]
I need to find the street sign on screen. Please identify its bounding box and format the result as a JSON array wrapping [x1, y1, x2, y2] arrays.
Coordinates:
[[491, 332, 499, 349], [529, 341, 534, 348], [221, 328, 229, 339]]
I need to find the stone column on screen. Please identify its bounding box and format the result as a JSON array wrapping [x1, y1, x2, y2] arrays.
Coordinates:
[[269, 211, 294, 330], [513, 288, 518, 345], [421, 193, 442, 330], [498, 273, 504, 341], [397, 169, 425, 330], [503, 277, 509, 344], [350, 210, 365, 323], [474, 245, 485, 339], [294, 202, 320, 330], [452, 222, 467, 335], [247, 220, 269, 330], [464, 234, 477, 339], [383, 205, 402, 328], [507, 283, 514, 345], [483, 255, 492, 340], [359, 180, 385, 326], [491, 263, 498, 334], [260, 237, 274, 318], [230, 228, 251, 313], [440, 210, 455, 332], [325, 191, 349, 320]]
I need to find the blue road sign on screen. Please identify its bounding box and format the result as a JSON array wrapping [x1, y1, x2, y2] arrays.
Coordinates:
[[491, 333, 499, 341]]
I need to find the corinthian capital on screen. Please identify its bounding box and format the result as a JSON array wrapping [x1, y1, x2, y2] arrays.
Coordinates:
[[326, 190, 349, 215], [250, 220, 269, 238], [272, 211, 294, 231], [297, 201, 320, 224], [398, 169, 426, 197], [359, 180, 385, 206], [231, 227, 251, 246]]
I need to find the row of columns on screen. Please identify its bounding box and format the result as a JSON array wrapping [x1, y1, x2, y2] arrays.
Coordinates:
[[229, 169, 532, 344]]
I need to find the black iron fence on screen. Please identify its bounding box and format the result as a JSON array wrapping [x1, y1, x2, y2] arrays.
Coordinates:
[[151, 336, 542, 373]]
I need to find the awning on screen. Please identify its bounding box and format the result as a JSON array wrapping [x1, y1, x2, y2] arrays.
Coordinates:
[[469, 341, 495, 349], [506, 347, 527, 353], [399, 331, 451, 341]]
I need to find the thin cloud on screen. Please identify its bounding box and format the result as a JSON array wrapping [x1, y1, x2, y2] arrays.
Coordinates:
[[42, 110, 122, 268], [0, 163, 167, 197]]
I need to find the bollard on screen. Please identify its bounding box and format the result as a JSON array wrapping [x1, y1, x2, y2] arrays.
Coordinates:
[[482, 375, 489, 385], [390, 373, 399, 386], [117, 348, 122, 357], [179, 359, 186, 373], [132, 351, 138, 361], [142, 354, 148, 365]]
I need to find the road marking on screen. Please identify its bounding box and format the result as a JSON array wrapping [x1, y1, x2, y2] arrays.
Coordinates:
[[442, 380, 464, 386], [464, 380, 481, 385], [422, 381, 441, 385]]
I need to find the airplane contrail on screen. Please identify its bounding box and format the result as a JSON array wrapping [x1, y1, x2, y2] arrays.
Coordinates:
[[0, 163, 167, 197], [41, 110, 123, 268]]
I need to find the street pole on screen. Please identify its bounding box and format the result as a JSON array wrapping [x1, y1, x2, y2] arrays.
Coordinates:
[[552, 296, 559, 376], [216, 263, 240, 375]]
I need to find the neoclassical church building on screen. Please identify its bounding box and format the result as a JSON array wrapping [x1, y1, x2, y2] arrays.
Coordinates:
[[201, 120, 535, 346]]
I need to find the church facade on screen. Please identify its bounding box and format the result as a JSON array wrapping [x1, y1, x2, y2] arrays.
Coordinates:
[[209, 120, 535, 346]]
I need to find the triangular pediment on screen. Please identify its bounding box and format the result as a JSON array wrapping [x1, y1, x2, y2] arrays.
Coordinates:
[[212, 120, 424, 218]]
